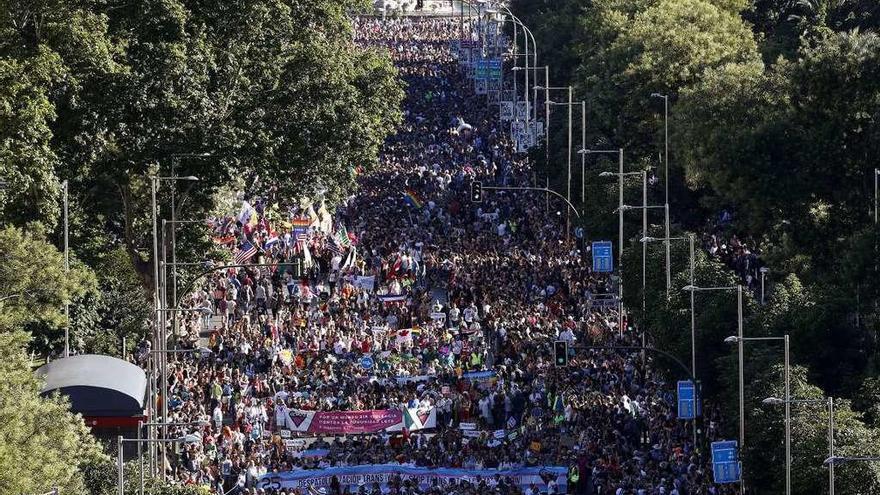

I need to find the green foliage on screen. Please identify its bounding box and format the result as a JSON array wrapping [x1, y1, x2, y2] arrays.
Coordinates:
[[580, 0, 759, 156], [744, 364, 880, 493], [0, 330, 105, 494], [1, 0, 403, 302], [82, 456, 212, 495], [0, 224, 94, 334]]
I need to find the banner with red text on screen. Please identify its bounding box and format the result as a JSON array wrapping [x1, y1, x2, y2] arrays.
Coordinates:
[[278, 407, 436, 434]]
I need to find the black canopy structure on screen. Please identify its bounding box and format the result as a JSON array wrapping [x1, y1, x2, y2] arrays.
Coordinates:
[[36, 354, 147, 420]]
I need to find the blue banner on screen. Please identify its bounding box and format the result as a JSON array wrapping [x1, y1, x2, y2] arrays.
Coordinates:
[[461, 370, 496, 381], [258, 464, 567, 492]]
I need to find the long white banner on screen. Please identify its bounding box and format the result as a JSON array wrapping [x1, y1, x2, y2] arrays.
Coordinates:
[[258, 465, 568, 492]]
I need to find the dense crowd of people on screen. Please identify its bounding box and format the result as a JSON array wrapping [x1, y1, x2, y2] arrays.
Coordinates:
[[139, 15, 734, 495], [702, 211, 765, 294]]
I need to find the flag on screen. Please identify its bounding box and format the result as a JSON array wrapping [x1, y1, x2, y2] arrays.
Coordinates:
[[335, 225, 351, 248], [293, 233, 307, 254], [404, 188, 424, 209], [238, 201, 254, 225], [378, 294, 406, 305], [302, 241, 313, 268], [292, 217, 310, 237], [341, 246, 357, 270], [264, 234, 280, 250], [234, 241, 258, 264], [326, 241, 342, 256], [212, 235, 236, 246]]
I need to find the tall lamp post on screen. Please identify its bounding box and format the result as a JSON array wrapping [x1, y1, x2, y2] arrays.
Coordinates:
[[548, 99, 587, 204], [536, 86, 574, 239], [62, 180, 70, 357], [650, 93, 671, 296], [643, 235, 694, 441], [136, 420, 207, 495], [601, 172, 648, 313], [874, 168, 879, 225], [824, 455, 880, 494], [725, 334, 791, 495], [148, 175, 198, 474], [684, 284, 743, 480], [764, 396, 835, 495], [117, 436, 187, 495], [582, 148, 625, 333]]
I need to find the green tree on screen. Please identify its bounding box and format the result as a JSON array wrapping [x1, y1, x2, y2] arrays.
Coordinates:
[[0, 224, 93, 335], [744, 364, 880, 493], [0, 331, 106, 494], [579, 0, 759, 157]]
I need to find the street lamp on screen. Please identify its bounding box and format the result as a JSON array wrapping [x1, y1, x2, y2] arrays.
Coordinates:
[[764, 396, 835, 495], [117, 435, 187, 495], [549, 99, 589, 204], [726, 334, 791, 495], [650, 92, 671, 299], [824, 454, 880, 494], [489, 9, 537, 123], [583, 148, 626, 334], [134, 420, 207, 495], [686, 284, 742, 466], [542, 89, 574, 236], [824, 456, 880, 465], [149, 174, 199, 476], [622, 204, 672, 301], [512, 65, 549, 126], [874, 168, 879, 225]]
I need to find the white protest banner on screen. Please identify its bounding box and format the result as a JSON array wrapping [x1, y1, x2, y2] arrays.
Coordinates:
[[459, 422, 477, 431], [353, 276, 376, 292], [258, 465, 569, 492], [500, 101, 514, 122]]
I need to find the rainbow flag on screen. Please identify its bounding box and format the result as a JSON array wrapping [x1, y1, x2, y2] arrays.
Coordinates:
[[404, 188, 423, 209]]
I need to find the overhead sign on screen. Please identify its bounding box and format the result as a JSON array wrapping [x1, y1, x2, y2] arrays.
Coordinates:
[[676, 380, 701, 419], [592, 241, 613, 273], [711, 441, 741, 484]]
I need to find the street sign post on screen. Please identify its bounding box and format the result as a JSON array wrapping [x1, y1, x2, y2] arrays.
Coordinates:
[[677, 380, 701, 419], [592, 241, 613, 273], [711, 440, 741, 484]]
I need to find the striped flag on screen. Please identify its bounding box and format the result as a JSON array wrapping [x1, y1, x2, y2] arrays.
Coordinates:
[[378, 294, 406, 306], [234, 241, 258, 264], [264, 234, 280, 250], [335, 225, 351, 248]]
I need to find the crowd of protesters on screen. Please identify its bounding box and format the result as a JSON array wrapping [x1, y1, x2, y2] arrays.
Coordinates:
[[137, 16, 735, 495], [702, 211, 765, 293]]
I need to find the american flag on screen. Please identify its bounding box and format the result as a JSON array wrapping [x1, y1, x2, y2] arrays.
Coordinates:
[[293, 233, 308, 254], [234, 241, 258, 264]]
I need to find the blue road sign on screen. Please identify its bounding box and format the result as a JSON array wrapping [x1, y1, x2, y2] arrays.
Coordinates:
[[592, 241, 613, 273], [711, 440, 741, 484], [677, 380, 701, 420], [360, 356, 374, 370]]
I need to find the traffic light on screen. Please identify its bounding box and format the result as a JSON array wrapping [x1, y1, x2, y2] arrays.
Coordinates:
[[471, 181, 483, 203], [553, 340, 569, 367]]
